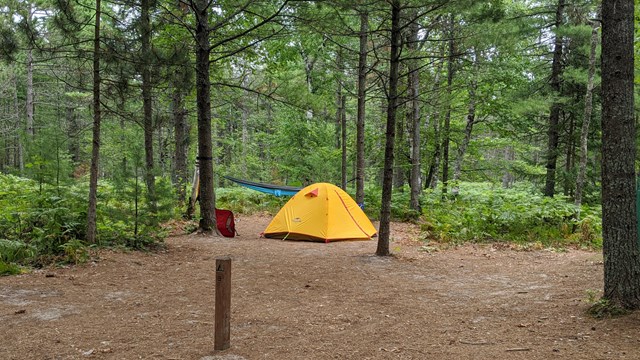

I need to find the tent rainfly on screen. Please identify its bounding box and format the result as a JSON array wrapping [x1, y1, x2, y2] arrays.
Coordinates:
[[263, 183, 377, 242]]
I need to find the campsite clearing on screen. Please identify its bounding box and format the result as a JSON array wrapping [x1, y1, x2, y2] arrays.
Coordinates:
[[1, 214, 639, 360]]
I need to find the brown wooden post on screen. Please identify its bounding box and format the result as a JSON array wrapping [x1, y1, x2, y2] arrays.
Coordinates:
[[215, 256, 231, 350]]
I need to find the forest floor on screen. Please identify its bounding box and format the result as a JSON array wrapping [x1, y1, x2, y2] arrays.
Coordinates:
[[2, 214, 640, 360]]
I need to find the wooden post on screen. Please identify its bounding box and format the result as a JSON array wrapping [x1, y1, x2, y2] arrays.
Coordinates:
[[215, 256, 231, 350]]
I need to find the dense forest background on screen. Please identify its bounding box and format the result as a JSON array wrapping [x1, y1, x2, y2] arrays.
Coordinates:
[[0, 0, 637, 270]]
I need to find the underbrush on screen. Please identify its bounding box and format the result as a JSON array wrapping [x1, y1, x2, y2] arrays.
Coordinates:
[[216, 187, 288, 214], [0, 174, 171, 272], [219, 181, 602, 249], [1, 175, 604, 274], [419, 182, 602, 249]]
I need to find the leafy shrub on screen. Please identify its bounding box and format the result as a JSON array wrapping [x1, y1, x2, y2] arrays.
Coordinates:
[[0, 239, 36, 263], [0, 174, 171, 270], [59, 239, 91, 264], [216, 187, 287, 214], [0, 261, 21, 276], [421, 182, 602, 248]]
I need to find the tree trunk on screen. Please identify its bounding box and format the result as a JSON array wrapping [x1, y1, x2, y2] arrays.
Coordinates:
[[452, 49, 479, 192], [355, 10, 368, 205], [86, 0, 101, 244], [564, 112, 574, 197], [26, 48, 34, 138], [377, 0, 401, 257], [601, 0, 640, 309], [65, 82, 80, 165], [11, 66, 23, 172], [426, 58, 443, 189], [335, 49, 347, 189], [341, 94, 347, 190], [543, 0, 565, 197], [141, 0, 157, 216], [502, 147, 515, 188], [172, 82, 189, 205], [335, 50, 343, 150], [575, 14, 599, 217], [407, 12, 421, 212], [441, 14, 455, 196], [194, 0, 216, 233], [393, 83, 406, 191], [241, 87, 249, 177]]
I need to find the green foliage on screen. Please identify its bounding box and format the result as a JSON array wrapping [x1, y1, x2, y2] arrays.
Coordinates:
[[216, 187, 288, 215], [421, 182, 602, 248], [0, 239, 36, 263], [59, 239, 91, 264], [0, 174, 171, 269], [0, 261, 21, 276], [588, 299, 630, 319]]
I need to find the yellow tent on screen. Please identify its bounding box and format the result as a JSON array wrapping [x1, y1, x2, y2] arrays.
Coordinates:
[[263, 183, 377, 242]]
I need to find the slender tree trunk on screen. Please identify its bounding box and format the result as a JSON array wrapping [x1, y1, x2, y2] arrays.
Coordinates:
[[601, 0, 640, 309], [194, 0, 216, 233], [11, 66, 23, 172], [335, 50, 343, 150], [407, 13, 421, 212], [86, 0, 101, 244], [564, 113, 574, 197], [355, 10, 368, 205], [393, 83, 406, 191], [544, 0, 565, 197], [118, 88, 128, 176], [426, 59, 443, 189], [502, 147, 515, 188], [575, 14, 599, 217], [141, 0, 157, 216], [241, 94, 248, 177], [452, 49, 479, 191], [335, 49, 347, 189], [377, 0, 401, 257], [66, 85, 80, 164], [441, 14, 455, 196], [173, 83, 189, 205], [26, 49, 34, 138], [341, 94, 347, 190]]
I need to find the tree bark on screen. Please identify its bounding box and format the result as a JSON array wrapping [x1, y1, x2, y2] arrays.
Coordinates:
[[26, 2, 34, 141], [441, 14, 455, 196], [335, 49, 347, 190], [452, 49, 479, 192], [335, 50, 343, 150], [393, 81, 406, 191], [11, 66, 23, 172], [575, 13, 599, 217], [426, 58, 443, 190], [66, 91, 80, 164], [341, 94, 347, 190], [543, 0, 565, 197], [355, 10, 368, 205], [601, 0, 640, 309], [86, 0, 101, 244], [502, 147, 515, 188], [141, 0, 157, 216], [172, 82, 189, 205], [194, 0, 216, 233], [563, 112, 574, 197], [406, 12, 421, 212], [377, 0, 401, 257], [241, 80, 249, 177]]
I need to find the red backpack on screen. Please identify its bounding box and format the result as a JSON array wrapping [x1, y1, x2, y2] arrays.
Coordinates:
[[215, 209, 237, 238]]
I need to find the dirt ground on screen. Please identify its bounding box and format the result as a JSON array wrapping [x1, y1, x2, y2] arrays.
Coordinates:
[[2, 214, 640, 360]]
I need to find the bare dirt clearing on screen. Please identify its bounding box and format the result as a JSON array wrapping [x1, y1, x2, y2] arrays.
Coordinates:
[[2, 214, 640, 360]]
